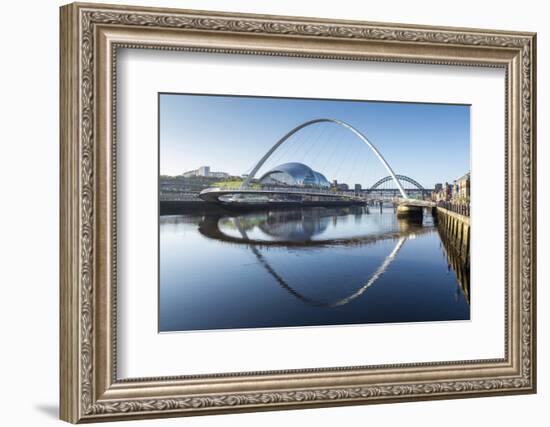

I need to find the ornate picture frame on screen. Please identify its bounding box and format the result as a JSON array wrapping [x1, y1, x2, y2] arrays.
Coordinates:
[[60, 2, 536, 423]]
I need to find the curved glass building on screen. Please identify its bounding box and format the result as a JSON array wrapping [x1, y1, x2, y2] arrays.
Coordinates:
[[259, 162, 330, 189]]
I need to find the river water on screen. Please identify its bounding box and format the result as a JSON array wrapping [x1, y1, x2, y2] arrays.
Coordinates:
[[159, 206, 469, 332]]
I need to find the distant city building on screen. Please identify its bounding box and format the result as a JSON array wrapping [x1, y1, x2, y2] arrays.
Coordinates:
[[432, 182, 453, 202], [258, 162, 330, 189], [354, 183, 362, 194], [452, 184, 460, 199], [209, 171, 230, 178], [454, 172, 470, 199], [198, 165, 210, 176], [330, 179, 349, 191], [431, 173, 470, 202], [181, 165, 229, 179]]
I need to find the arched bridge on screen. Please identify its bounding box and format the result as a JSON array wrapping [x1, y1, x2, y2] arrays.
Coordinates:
[[240, 118, 408, 199], [371, 174, 424, 190], [367, 174, 433, 198], [199, 118, 433, 208], [199, 186, 365, 203]]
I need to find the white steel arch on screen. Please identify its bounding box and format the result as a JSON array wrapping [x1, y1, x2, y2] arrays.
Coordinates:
[[241, 118, 409, 199]]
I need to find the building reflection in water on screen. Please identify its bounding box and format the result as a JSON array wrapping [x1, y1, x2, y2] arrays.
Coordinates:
[[437, 227, 470, 305]]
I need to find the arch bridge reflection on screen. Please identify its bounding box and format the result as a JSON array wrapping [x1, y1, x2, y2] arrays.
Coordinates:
[[195, 206, 468, 308], [198, 206, 428, 247]]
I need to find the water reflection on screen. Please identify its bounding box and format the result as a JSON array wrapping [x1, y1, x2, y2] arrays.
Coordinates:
[[159, 206, 470, 331], [196, 207, 439, 308], [438, 227, 471, 305], [198, 206, 430, 247], [245, 236, 407, 308]]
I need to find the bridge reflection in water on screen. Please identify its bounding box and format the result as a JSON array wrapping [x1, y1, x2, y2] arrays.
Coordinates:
[[159, 206, 470, 332]]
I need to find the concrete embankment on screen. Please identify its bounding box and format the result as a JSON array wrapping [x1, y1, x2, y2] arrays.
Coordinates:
[[435, 207, 470, 265]]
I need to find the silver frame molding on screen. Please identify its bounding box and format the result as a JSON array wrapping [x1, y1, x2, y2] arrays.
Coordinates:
[[60, 2, 537, 423]]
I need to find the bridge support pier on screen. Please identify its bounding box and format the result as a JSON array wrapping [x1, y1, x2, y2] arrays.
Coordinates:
[[396, 204, 423, 220]]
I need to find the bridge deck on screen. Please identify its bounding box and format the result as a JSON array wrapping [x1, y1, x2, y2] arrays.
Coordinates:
[[199, 186, 434, 206]]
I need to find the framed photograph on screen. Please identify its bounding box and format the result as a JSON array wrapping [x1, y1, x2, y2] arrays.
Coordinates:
[[60, 2, 537, 423]]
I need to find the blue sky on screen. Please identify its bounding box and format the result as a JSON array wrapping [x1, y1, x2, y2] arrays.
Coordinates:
[[159, 93, 470, 188]]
